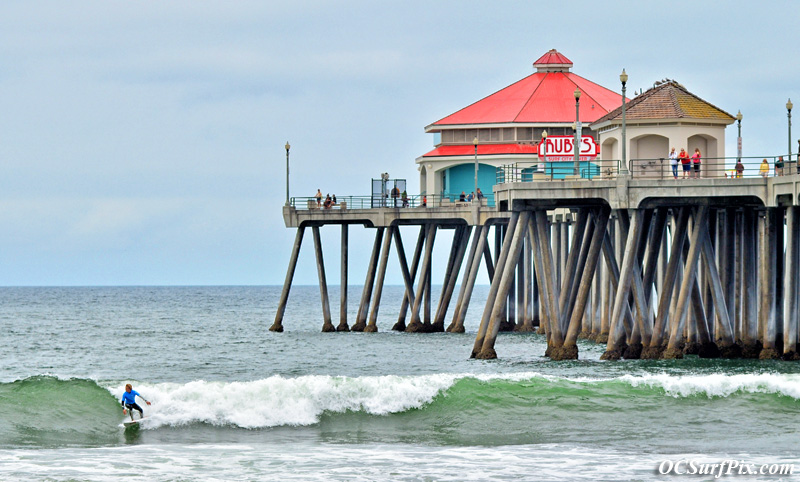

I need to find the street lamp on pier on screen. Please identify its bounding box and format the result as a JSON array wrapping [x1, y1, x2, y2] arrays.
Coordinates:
[[620, 69, 628, 175], [473, 136, 479, 200], [285, 141, 291, 206], [736, 111, 742, 165], [787, 99, 793, 165], [574, 88, 581, 176]]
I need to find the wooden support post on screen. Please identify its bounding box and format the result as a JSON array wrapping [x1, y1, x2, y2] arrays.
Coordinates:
[[602, 209, 645, 360], [337, 224, 350, 332], [407, 224, 438, 332], [393, 226, 425, 331], [590, 247, 603, 340], [734, 210, 743, 341], [472, 212, 520, 356], [561, 215, 570, 286], [643, 208, 690, 358], [597, 219, 613, 343], [271, 226, 305, 332], [553, 215, 562, 287], [476, 211, 530, 359], [535, 210, 564, 348], [557, 210, 589, 335], [742, 209, 760, 357], [663, 207, 709, 358], [365, 226, 395, 332], [483, 233, 496, 283], [697, 231, 727, 355], [449, 225, 489, 333], [433, 226, 472, 332], [783, 206, 800, 359], [517, 232, 534, 331], [312, 226, 335, 332], [563, 207, 610, 355], [724, 208, 737, 339], [433, 227, 463, 326], [760, 209, 779, 358], [353, 228, 384, 332], [424, 255, 432, 326]]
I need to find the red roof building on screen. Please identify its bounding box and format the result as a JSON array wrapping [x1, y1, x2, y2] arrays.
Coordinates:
[[417, 49, 624, 201]]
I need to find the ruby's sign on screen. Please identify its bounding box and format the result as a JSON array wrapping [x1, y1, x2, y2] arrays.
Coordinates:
[[537, 135, 599, 160]]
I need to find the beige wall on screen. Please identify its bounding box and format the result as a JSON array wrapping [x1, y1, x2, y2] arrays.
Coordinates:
[[596, 122, 729, 178]]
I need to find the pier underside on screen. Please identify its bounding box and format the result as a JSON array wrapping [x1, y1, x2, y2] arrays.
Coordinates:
[[274, 177, 800, 361]]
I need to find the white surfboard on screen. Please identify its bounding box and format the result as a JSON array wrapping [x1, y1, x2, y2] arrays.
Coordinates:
[[123, 417, 145, 428]]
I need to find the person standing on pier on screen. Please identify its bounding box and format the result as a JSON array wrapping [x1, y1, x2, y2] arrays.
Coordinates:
[[315, 189, 322, 207], [476, 187, 484, 199], [468, 192, 474, 202], [401, 190, 408, 207], [691, 148, 702, 178], [669, 147, 678, 179], [735, 160, 744, 178], [679, 149, 691, 178], [776, 156, 785, 176], [760, 159, 770, 178], [459, 191, 466, 202]]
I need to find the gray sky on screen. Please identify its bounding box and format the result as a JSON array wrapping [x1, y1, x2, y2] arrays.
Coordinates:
[[0, 0, 797, 286]]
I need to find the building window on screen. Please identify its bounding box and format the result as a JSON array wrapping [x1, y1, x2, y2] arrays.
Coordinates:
[[517, 127, 532, 141], [503, 128, 515, 141]]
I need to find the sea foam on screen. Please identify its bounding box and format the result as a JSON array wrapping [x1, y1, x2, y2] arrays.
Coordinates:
[[106, 371, 800, 429], [108, 374, 460, 429]]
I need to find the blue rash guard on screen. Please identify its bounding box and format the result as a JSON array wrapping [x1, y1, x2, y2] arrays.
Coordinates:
[[121, 389, 142, 405]]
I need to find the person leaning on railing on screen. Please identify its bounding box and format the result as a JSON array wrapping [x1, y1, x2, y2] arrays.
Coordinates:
[[760, 159, 770, 178], [735, 160, 744, 178], [776, 156, 785, 176]]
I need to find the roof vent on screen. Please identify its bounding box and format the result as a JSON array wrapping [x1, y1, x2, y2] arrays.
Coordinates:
[[533, 49, 573, 73]]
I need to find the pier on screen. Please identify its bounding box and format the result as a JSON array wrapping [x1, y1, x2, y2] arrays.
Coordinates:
[[273, 166, 800, 361], [273, 49, 800, 361]]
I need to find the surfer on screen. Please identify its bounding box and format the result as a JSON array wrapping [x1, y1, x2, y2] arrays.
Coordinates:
[[121, 383, 151, 420]]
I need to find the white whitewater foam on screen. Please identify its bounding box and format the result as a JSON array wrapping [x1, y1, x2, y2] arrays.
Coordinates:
[[108, 374, 461, 428], [106, 371, 800, 429], [620, 372, 800, 399]]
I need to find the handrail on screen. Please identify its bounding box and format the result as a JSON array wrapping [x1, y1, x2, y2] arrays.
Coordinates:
[[495, 154, 799, 182], [289, 193, 495, 210]]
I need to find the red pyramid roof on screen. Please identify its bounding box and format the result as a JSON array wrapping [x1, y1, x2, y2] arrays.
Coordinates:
[[429, 71, 623, 127], [533, 49, 573, 67]]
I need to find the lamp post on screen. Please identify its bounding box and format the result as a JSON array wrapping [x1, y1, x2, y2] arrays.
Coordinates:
[[620, 69, 628, 175], [787, 99, 793, 164], [574, 88, 581, 176], [473, 136, 479, 200], [285, 141, 291, 206], [541, 130, 549, 179], [736, 111, 742, 165]]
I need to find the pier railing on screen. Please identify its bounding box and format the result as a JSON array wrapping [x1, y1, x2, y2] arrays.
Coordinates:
[[497, 154, 798, 182], [289, 193, 495, 210]]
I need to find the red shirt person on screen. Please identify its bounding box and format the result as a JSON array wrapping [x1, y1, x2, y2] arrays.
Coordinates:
[[679, 149, 691, 178], [691, 148, 702, 178]]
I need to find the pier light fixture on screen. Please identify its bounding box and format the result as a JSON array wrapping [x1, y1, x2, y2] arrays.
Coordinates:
[[736, 111, 742, 163], [285, 141, 291, 206], [574, 88, 581, 176], [788, 99, 793, 162], [620, 69, 628, 175], [542, 130, 548, 179], [473, 137, 479, 200]]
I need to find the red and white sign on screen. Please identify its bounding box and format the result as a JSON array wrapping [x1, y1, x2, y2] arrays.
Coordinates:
[[537, 136, 599, 161]]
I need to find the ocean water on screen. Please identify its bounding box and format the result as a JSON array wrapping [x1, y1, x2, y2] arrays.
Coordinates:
[[1, 286, 799, 481]]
